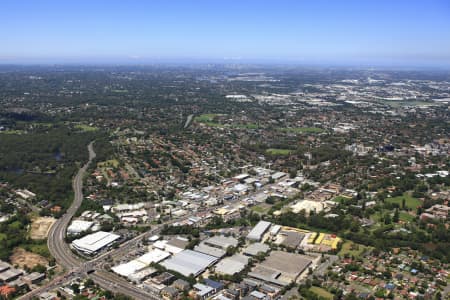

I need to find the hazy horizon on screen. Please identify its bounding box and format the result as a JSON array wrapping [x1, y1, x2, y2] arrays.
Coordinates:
[[2, 0, 450, 67]]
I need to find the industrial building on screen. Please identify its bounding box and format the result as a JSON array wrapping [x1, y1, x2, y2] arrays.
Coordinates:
[[0, 268, 23, 283], [215, 254, 249, 275], [243, 243, 270, 257], [161, 250, 218, 277], [112, 249, 170, 278], [71, 231, 120, 255], [193, 231, 238, 258], [203, 235, 238, 249], [67, 220, 94, 235], [248, 251, 312, 286], [112, 260, 148, 278], [247, 221, 271, 241], [194, 244, 226, 258]]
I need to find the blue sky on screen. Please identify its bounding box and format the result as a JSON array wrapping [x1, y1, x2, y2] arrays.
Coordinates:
[[1, 0, 450, 66]]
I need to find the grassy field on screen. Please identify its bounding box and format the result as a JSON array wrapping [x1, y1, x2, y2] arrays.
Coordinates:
[[399, 211, 415, 222], [0, 130, 26, 134], [309, 286, 334, 300], [251, 205, 270, 214], [339, 241, 370, 258], [194, 113, 222, 122], [194, 114, 224, 127], [21, 242, 51, 259], [266, 148, 293, 155], [385, 193, 421, 209], [75, 124, 98, 132], [98, 159, 120, 168], [332, 196, 351, 203], [279, 127, 325, 134], [233, 123, 259, 129]]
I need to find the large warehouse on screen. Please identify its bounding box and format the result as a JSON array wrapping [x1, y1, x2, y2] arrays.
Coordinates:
[[72, 231, 120, 255], [161, 250, 218, 277], [248, 251, 312, 286], [247, 220, 271, 241]]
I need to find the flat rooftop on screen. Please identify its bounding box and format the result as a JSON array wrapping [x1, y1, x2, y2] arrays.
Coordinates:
[[72, 231, 120, 254], [249, 251, 312, 286], [247, 221, 271, 241], [161, 249, 218, 277]]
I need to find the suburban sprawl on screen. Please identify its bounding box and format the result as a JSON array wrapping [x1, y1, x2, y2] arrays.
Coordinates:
[[0, 65, 448, 300]]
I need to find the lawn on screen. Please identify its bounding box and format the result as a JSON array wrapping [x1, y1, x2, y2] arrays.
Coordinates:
[[75, 124, 98, 132], [279, 127, 325, 134], [0, 130, 26, 134], [98, 159, 120, 168], [399, 211, 415, 222], [194, 113, 223, 122], [370, 211, 383, 222], [22, 242, 51, 259], [251, 205, 270, 214], [339, 241, 370, 258], [309, 286, 334, 300], [266, 148, 293, 155], [385, 193, 421, 209], [332, 196, 350, 203]]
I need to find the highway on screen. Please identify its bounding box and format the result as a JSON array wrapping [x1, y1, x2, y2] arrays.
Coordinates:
[[19, 142, 158, 300], [19, 142, 243, 300], [46, 142, 96, 269]]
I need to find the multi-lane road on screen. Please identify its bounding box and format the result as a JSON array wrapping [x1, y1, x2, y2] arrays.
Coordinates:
[[20, 142, 159, 300], [20, 142, 243, 300], [47, 142, 96, 269]]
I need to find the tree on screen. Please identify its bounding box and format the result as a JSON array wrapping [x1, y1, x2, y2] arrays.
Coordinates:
[[71, 283, 80, 295], [393, 209, 399, 223], [384, 213, 392, 225]]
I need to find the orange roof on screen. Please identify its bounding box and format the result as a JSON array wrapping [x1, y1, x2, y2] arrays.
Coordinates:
[[0, 285, 16, 296]]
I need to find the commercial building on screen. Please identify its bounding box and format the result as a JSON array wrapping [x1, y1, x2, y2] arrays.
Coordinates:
[[72, 231, 120, 255], [0, 268, 23, 283], [112, 249, 170, 278], [0, 261, 11, 273], [248, 251, 312, 286], [127, 267, 157, 283], [275, 231, 305, 249], [194, 283, 215, 300], [215, 254, 249, 275], [161, 250, 218, 277], [22, 272, 45, 285], [112, 260, 147, 277], [247, 221, 271, 241], [194, 244, 226, 258], [203, 235, 238, 250], [243, 243, 270, 257], [67, 220, 94, 235]]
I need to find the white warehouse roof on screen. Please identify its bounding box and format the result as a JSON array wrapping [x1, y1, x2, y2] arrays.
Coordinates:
[[112, 249, 170, 278], [136, 249, 170, 265], [161, 250, 218, 277], [247, 221, 271, 241], [215, 254, 249, 275], [112, 260, 147, 277], [72, 231, 120, 255], [67, 220, 94, 235]]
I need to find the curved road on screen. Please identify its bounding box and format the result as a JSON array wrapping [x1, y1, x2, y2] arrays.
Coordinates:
[[47, 141, 96, 269], [21, 142, 158, 300], [19, 140, 244, 300]]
